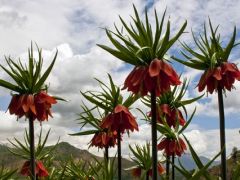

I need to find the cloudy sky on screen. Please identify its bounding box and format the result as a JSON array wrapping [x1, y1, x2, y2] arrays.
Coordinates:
[[0, 0, 240, 161]]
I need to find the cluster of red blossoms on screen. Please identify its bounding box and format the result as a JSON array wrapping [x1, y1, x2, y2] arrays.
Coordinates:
[[198, 62, 240, 93], [158, 137, 187, 157], [8, 91, 57, 121], [123, 59, 181, 96], [101, 105, 138, 133], [90, 131, 117, 149], [131, 163, 165, 178], [20, 160, 48, 177], [150, 104, 186, 127]]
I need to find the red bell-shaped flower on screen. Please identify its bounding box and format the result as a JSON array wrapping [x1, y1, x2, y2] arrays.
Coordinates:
[[148, 163, 165, 177], [131, 167, 141, 177], [158, 137, 187, 157], [8, 91, 57, 121], [100, 105, 138, 133], [20, 160, 49, 177], [90, 131, 117, 149], [33, 91, 57, 121], [8, 94, 36, 119], [149, 104, 185, 127], [123, 59, 181, 96], [157, 104, 185, 127], [198, 62, 240, 93]]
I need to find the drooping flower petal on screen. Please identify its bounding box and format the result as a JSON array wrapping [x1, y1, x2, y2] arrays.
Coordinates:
[[158, 137, 186, 157], [20, 160, 49, 177], [198, 62, 240, 93], [90, 131, 117, 149], [148, 162, 165, 177], [101, 105, 138, 133], [123, 59, 181, 97], [131, 167, 141, 177], [150, 104, 186, 127], [149, 59, 161, 77], [8, 91, 57, 122]]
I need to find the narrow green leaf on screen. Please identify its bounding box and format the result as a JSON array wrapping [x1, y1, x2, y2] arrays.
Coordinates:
[[162, 20, 187, 56], [180, 94, 204, 106], [0, 80, 22, 92], [69, 130, 99, 136], [223, 26, 236, 60], [34, 50, 58, 91], [183, 135, 204, 168], [179, 108, 196, 134], [172, 56, 206, 70]]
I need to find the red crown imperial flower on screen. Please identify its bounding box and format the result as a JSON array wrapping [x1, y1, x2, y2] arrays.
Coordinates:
[[90, 131, 117, 149], [198, 62, 240, 93], [123, 59, 181, 96], [8, 91, 57, 121], [158, 137, 187, 157], [20, 160, 49, 177], [100, 105, 138, 133]]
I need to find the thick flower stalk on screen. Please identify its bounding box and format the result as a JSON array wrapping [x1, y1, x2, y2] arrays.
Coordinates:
[[98, 5, 187, 179], [8, 128, 57, 179], [69, 103, 117, 165], [100, 104, 138, 180], [74, 74, 138, 180], [173, 19, 240, 180], [0, 44, 58, 180], [142, 79, 201, 179]]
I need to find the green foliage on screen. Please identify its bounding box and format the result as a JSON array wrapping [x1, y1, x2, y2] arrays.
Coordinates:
[[126, 143, 153, 179], [142, 78, 202, 117], [232, 162, 240, 180], [81, 74, 138, 113], [0, 43, 58, 94], [0, 165, 17, 180], [98, 5, 187, 66], [69, 104, 102, 136], [141, 79, 197, 136], [173, 19, 238, 70], [91, 156, 117, 180], [173, 135, 221, 179], [7, 128, 58, 160], [63, 157, 99, 179]]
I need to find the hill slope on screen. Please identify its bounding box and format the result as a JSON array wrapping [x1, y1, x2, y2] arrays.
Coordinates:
[[0, 142, 134, 179]]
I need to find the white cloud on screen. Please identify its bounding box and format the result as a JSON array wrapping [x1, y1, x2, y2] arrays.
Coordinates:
[[192, 81, 240, 117], [0, 0, 240, 164], [185, 128, 240, 159]]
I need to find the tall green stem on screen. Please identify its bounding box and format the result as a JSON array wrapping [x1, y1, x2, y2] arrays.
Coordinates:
[[151, 91, 157, 180], [105, 147, 109, 162], [117, 130, 121, 180], [29, 117, 36, 180], [172, 154, 175, 180], [146, 173, 149, 180], [217, 87, 227, 180], [166, 155, 170, 180]]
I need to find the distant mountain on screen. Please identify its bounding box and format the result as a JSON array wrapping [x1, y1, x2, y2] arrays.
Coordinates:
[[0, 142, 134, 179], [0, 142, 225, 179], [176, 153, 220, 170]]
